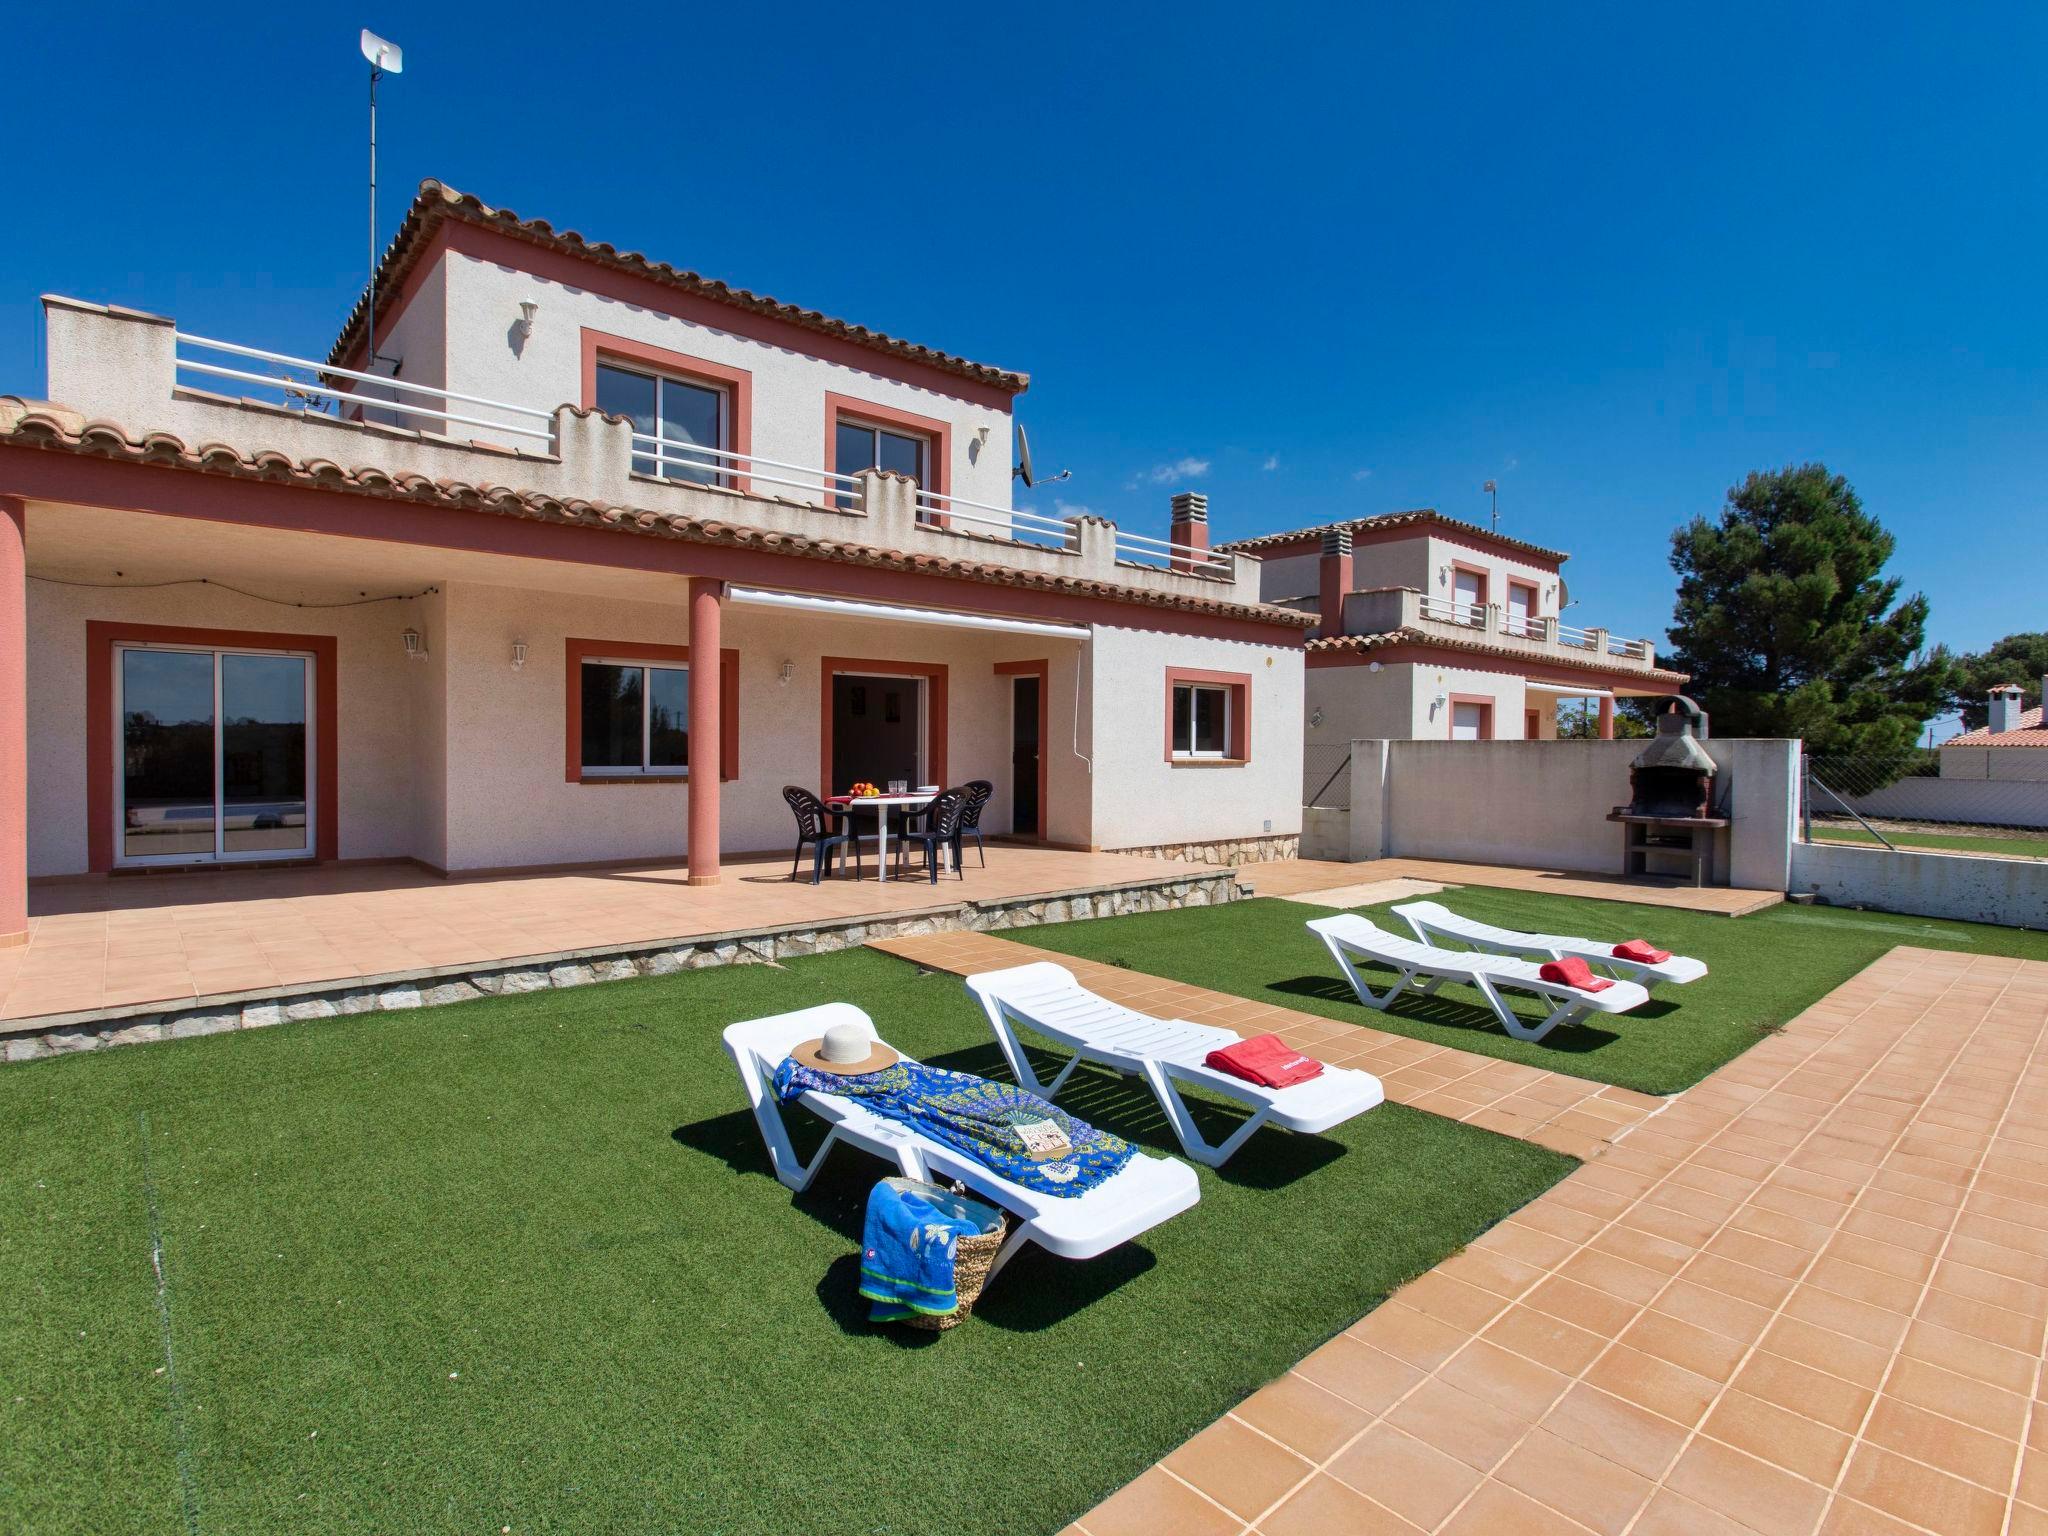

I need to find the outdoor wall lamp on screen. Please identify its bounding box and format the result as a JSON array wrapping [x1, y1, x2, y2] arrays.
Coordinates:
[[511, 640, 527, 672], [516, 301, 539, 342], [1309, 707, 1325, 729], [779, 660, 795, 686], [402, 627, 427, 661]]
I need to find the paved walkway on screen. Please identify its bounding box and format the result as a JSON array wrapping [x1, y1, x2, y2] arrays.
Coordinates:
[[1239, 858, 1783, 917], [868, 930, 1665, 1163], [1058, 945, 2048, 1536]]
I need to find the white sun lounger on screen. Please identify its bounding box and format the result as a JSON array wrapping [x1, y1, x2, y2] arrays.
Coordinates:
[[1306, 913, 1652, 1043], [1391, 900, 1709, 992], [722, 1002, 1200, 1284], [963, 961, 1384, 1168]]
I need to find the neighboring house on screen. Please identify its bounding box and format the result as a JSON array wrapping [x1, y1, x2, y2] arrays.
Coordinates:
[[0, 180, 1309, 944], [1939, 683, 2048, 780], [1216, 514, 1687, 750]]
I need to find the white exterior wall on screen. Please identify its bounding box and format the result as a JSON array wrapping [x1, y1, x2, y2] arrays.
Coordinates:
[[1419, 534, 1557, 620], [1086, 626, 1303, 849], [435, 253, 1018, 523], [1791, 841, 2048, 928], [24, 576, 421, 878]]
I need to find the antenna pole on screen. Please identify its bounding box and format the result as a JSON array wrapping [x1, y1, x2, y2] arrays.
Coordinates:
[[367, 59, 380, 369]]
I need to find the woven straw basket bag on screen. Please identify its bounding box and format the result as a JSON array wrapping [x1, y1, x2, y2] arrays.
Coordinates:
[[879, 1176, 1007, 1332]]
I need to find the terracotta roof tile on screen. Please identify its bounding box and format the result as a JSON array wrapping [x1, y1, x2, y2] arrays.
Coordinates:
[[1308, 626, 1688, 685], [1942, 706, 2048, 746], [327, 182, 1028, 394], [0, 397, 1308, 630], [1217, 510, 1570, 564]]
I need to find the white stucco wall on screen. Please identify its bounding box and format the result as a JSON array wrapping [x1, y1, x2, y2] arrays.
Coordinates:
[[1791, 841, 2048, 928], [1086, 626, 1303, 849], [436, 253, 1018, 522], [426, 580, 1102, 871], [24, 571, 422, 877]]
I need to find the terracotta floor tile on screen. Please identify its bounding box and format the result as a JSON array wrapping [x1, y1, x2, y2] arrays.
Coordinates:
[[1538, 1382, 1691, 1482], [1434, 1338, 1572, 1423], [1383, 1375, 1535, 1475], [1164, 1417, 1314, 1523], [1491, 1426, 1655, 1536], [1883, 1355, 2030, 1440], [1255, 1473, 1422, 1536], [1753, 1317, 1894, 1393], [1292, 1334, 1425, 1416], [1347, 1302, 1472, 1374], [1231, 1375, 1376, 1465], [1664, 1437, 1831, 1536], [1630, 1487, 1768, 1536], [1327, 1422, 1483, 1530], [1618, 1312, 1749, 1385], [1582, 1345, 1720, 1428], [1479, 1305, 1610, 1377], [1836, 1442, 2010, 1536], [1699, 1388, 1854, 1484], [1436, 1477, 1592, 1536], [1860, 1395, 2019, 1493], [1081, 1468, 1241, 1536]]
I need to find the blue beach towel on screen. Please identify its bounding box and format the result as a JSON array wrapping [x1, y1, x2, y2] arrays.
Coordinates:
[[774, 1058, 1135, 1196], [858, 1180, 982, 1322]]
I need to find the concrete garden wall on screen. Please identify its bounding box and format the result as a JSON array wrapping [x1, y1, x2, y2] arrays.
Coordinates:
[[1789, 841, 2048, 928], [1328, 737, 1799, 891]]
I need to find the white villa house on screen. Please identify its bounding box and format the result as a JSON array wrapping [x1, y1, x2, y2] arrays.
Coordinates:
[[0, 181, 1312, 947], [1218, 515, 1688, 750]]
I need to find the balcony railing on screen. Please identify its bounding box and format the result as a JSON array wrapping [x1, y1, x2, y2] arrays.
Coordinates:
[[1346, 587, 1658, 668], [174, 333, 556, 447], [1417, 593, 1486, 628], [630, 434, 863, 503]]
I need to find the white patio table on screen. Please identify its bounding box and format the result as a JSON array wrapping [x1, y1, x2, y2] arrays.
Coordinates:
[[835, 792, 936, 882]]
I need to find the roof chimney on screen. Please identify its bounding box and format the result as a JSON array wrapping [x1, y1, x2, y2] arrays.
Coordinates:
[[1318, 525, 1354, 637], [1168, 492, 1209, 574], [1988, 683, 2023, 735]]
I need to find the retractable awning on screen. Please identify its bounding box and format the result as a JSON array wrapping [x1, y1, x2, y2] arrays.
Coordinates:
[[724, 586, 1089, 639], [1524, 681, 1614, 698]]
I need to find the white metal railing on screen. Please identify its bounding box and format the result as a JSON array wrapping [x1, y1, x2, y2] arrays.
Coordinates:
[[1110, 526, 1234, 577], [630, 435, 864, 503], [1554, 619, 1599, 649], [173, 333, 556, 446], [1500, 613, 1545, 639], [1417, 594, 1485, 627], [1608, 636, 1651, 660], [913, 488, 1073, 548]]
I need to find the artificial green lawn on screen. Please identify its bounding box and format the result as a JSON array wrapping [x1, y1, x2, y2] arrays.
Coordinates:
[[1810, 823, 2048, 860], [1011, 890, 2048, 1095], [0, 946, 1571, 1536]]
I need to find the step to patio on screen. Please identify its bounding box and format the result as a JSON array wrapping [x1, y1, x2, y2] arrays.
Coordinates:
[[2, 863, 1242, 1063], [1068, 944, 2048, 1536], [865, 930, 1667, 1160]]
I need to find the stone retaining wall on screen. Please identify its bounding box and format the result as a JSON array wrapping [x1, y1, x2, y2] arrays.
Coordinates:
[[2, 870, 1239, 1065], [1104, 833, 1299, 867]]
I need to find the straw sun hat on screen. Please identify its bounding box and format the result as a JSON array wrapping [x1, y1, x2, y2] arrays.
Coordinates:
[[791, 1022, 899, 1076]]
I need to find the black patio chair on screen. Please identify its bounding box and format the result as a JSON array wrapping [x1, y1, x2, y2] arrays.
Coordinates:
[[781, 786, 861, 884], [894, 785, 971, 884], [956, 779, 995, 867]]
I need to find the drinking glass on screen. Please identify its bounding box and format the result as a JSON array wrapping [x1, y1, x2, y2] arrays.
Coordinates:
[[887, 779, 907, 795]]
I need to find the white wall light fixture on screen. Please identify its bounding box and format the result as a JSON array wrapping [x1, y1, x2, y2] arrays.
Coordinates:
[[778, 660, 795, 686], [511, 640, 527, 671], [517, 301, 539, 342]]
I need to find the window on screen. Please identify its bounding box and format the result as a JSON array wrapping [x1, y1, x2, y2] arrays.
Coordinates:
[[596, 362, 727, 486], [1172, 683, 1232, 758], [580, 660, 690, 775], [1506, 581, 1539, 638], [833, 418, 930, 511], [1450, 700, 1492, 741]]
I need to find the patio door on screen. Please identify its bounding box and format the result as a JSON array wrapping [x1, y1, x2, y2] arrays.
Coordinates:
[[115, 644, 314, 865], [829, 673, 924, 793], [1010, 674, 1042, 838]]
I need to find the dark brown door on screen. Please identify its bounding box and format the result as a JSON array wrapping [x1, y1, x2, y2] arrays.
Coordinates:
[[1011, 675, 1042, 838]]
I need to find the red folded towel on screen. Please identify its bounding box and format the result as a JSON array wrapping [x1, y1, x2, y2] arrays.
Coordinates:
[[825, 795, 854, 805], [1205, 1033, 1325, 1088], [1540, 956, 1613, 992], [1612, 939, 1671, 964]]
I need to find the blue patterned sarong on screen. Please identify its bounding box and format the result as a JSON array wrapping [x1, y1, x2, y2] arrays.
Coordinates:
[[773, 1058, 1135, 1197]]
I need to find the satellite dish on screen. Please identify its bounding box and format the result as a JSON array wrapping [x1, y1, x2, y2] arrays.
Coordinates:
[[361, 28, 403, 72], [1012, 422, 1070, 489]]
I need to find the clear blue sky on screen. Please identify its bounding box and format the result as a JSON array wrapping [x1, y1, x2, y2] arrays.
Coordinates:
[[5, 2, 2043, 667]]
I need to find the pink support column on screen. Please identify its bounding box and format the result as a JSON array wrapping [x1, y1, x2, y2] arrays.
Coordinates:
[[0, 498, 27, 946], [686, 577, 723, 886], [1597, 695, 1615, 740]]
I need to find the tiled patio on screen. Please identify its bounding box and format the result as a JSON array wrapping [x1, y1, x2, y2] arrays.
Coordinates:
[[1242, 857, 1783, 917], [1065, 944, 2048, 1536], [869, 929, 1665, 1160], [1, 847, 1221, 1026]]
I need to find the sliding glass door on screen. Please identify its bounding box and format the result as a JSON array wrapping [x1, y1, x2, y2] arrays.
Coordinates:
[[117, 645, 313, 864]]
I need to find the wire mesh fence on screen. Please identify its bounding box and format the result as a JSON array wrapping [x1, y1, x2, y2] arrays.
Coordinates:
[[1803, 748, 2048, 860], [1304, 744, 1353, 809]]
